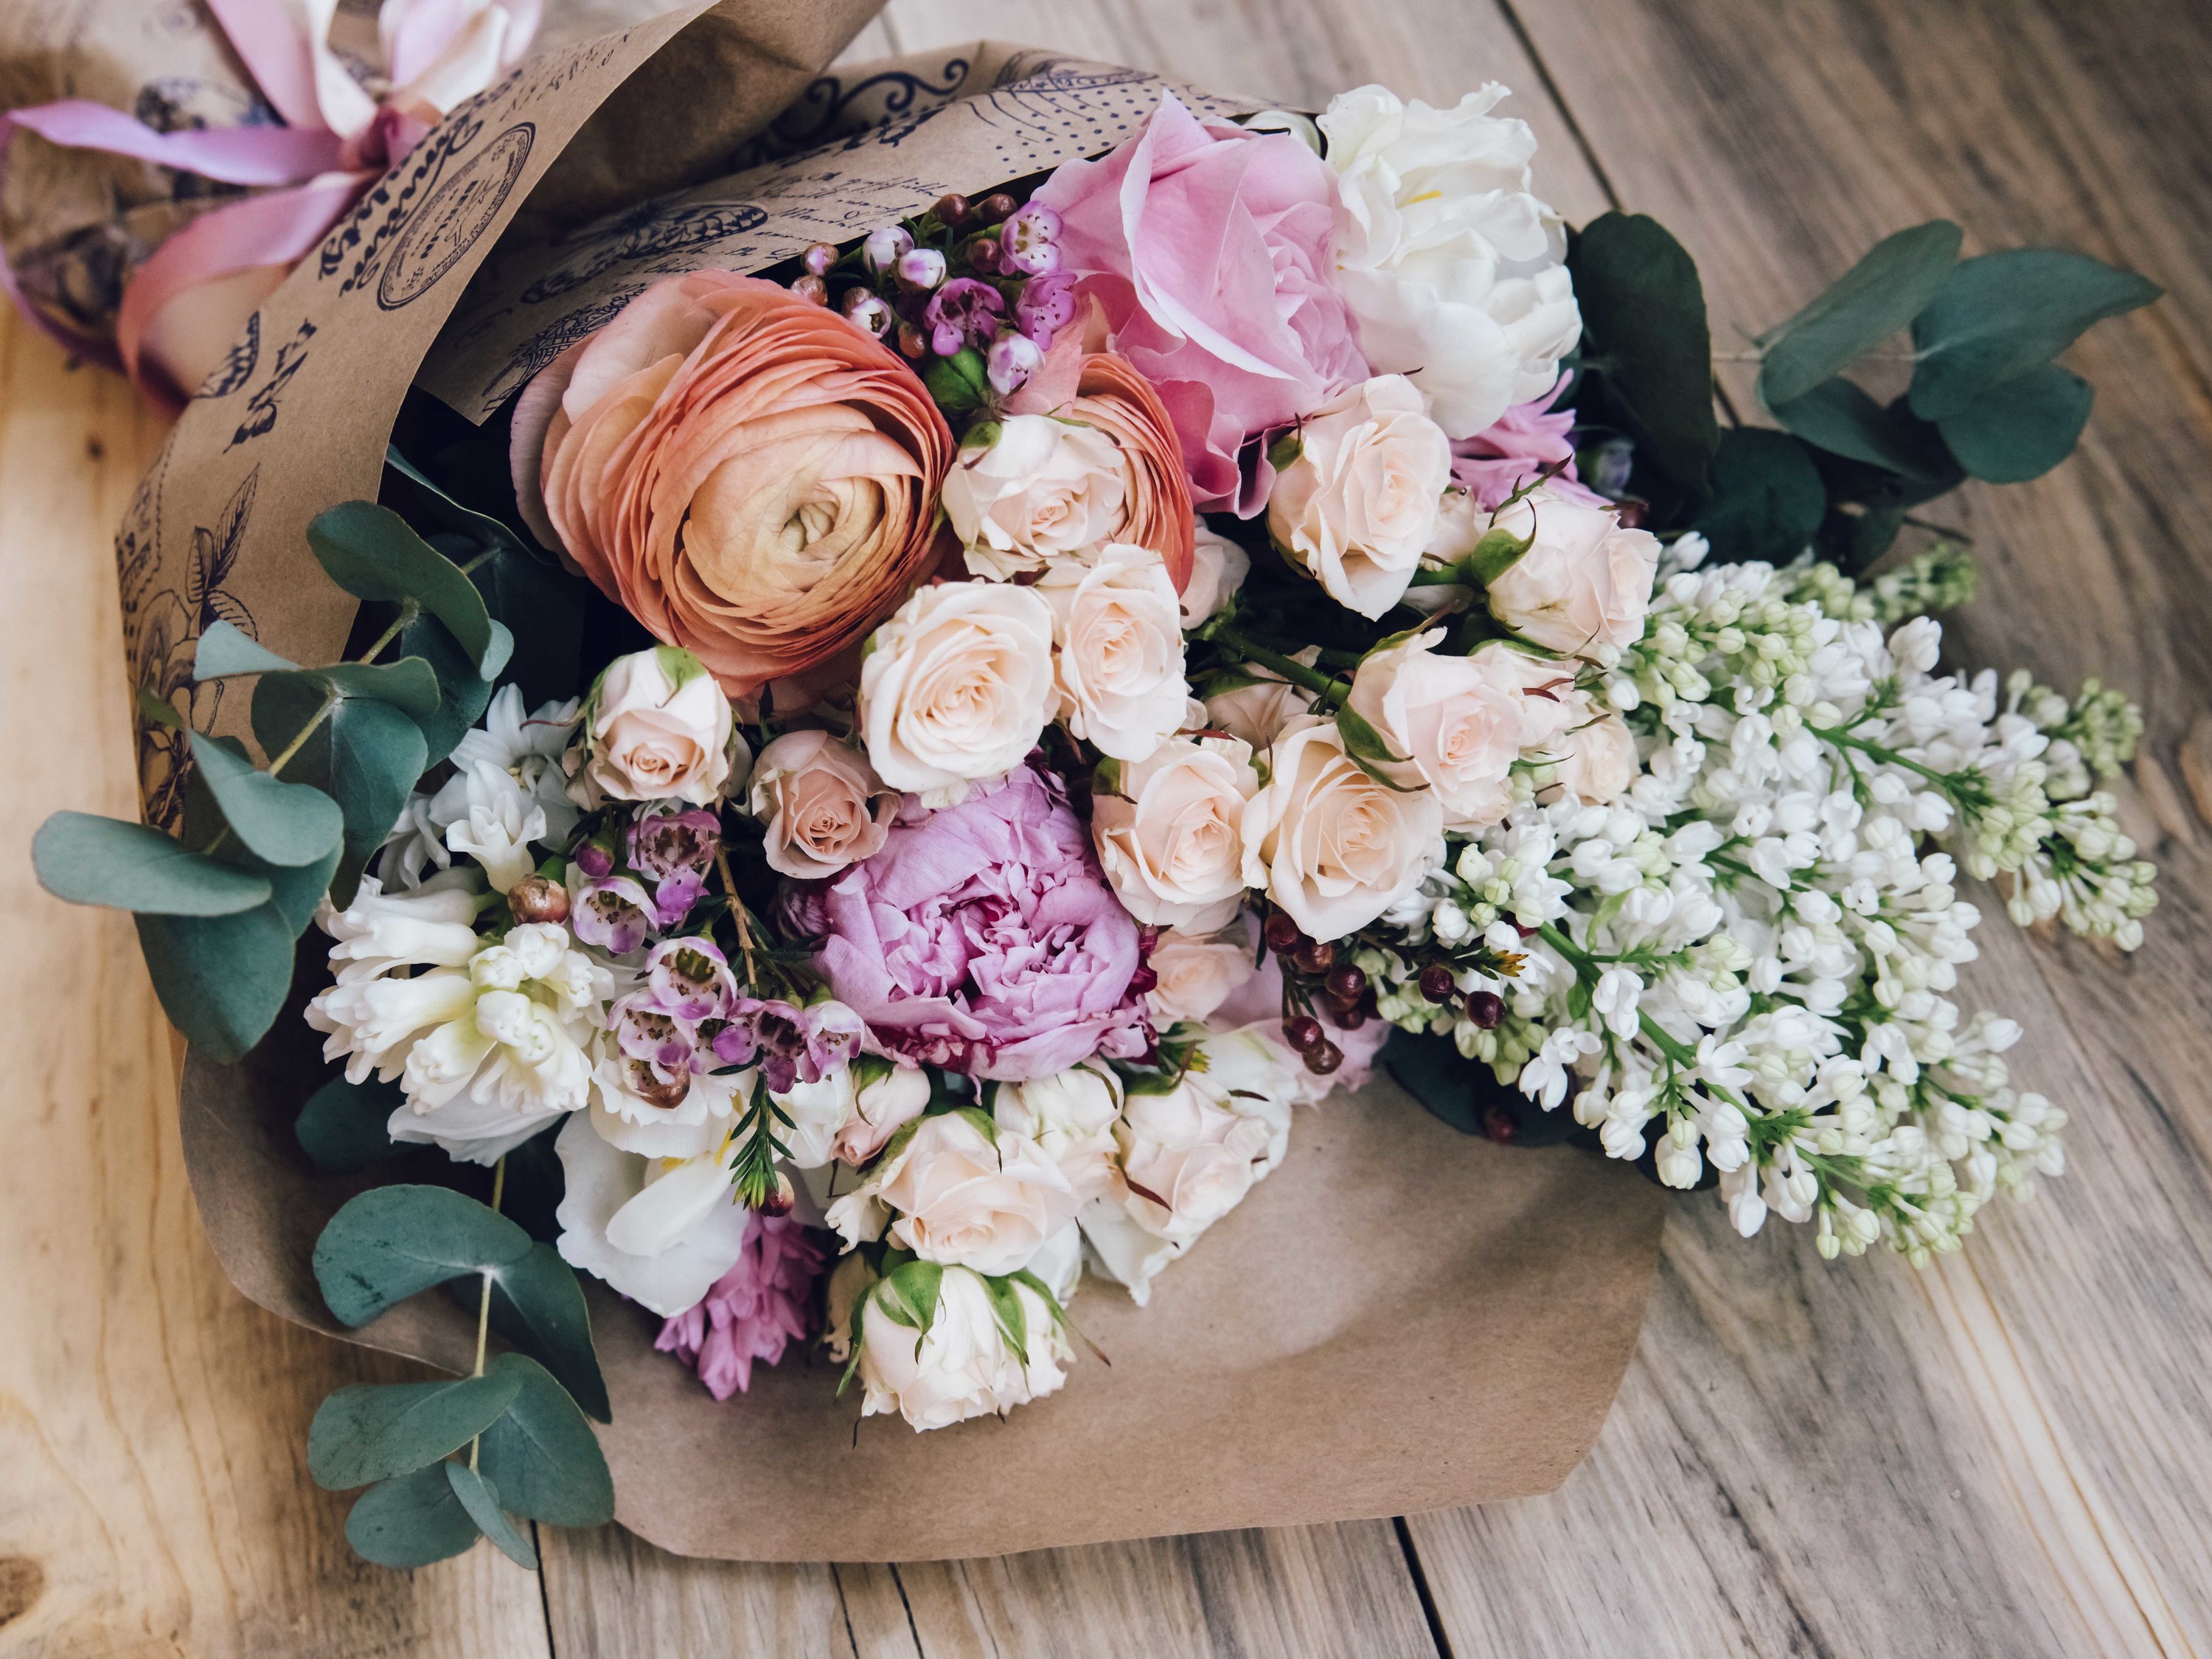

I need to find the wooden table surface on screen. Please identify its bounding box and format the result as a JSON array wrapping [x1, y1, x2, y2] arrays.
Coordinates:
[[5, 0, 2211, 1652]]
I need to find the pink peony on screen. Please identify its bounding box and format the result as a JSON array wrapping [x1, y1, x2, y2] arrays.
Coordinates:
[[814, 767, 1151, 1081], [655, 1213, 827, 1399], [1450, 372, 1605, 510], [1034, 93, 1367, 515]]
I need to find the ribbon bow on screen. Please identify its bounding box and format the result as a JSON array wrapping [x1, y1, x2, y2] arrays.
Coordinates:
[[0, 0, 539, 409]]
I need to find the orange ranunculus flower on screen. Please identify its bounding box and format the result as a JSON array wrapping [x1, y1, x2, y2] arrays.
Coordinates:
[[511, 271, 953, 696]]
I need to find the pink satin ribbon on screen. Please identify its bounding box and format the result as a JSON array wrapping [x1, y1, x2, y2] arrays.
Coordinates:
[[0, 0, 523, 409]]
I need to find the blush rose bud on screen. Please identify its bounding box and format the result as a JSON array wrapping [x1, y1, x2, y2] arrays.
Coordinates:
[[507, 874, 570, 925]]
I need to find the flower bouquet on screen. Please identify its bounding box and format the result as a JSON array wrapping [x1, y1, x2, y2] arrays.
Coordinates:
[[29, 14, 2163, 1567]]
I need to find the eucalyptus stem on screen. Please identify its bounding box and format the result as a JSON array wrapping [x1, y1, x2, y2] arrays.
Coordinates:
[[467, 1155, 508, 1473], [1209, 624, 1348, 707]]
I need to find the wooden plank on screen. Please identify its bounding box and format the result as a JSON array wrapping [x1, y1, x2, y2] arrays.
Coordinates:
[[535, 1526, 862, 1658], [1384, 0, 2212, 1653], [0, 312, 555, 1657]]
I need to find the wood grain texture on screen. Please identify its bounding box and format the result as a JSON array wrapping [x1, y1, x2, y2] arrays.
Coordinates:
[[0, 313, 555, 1658], [7, 0, 2212, 1654]]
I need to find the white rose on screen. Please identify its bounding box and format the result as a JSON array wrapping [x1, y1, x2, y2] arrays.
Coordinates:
[[1551, 706, 1638, 803], [747, 729, 897, 879], [1241, 714, 1445, 939], [1320, 83, 1581, 439], [1202, 651, 1316, 750], [866, 1110, 1082, 1277], [945, 413, 1130, 580], [847, 1262, 1072, 1430], [1464, 640, 1584, 750], [830, 1058, 933, 1165], [995, 1063, 1122, 1203], [1266, 375, 1451, 618], [1180, 521, 1249, 630], [1040, 543, 1189, 762], [1484, 484, 1660, 656], [773, 1069, 859, 1170], [571, 647, 737, 807], [1145, 924, 1256, 1026], [551, 1114, 748, 1316], [1344, 627, 1527, 829], [858, 580, 1055, 793], [1090, 733, 1258, 929]]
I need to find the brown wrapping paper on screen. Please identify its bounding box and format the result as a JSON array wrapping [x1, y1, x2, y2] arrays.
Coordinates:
[[117, 13, 1663, 1558]]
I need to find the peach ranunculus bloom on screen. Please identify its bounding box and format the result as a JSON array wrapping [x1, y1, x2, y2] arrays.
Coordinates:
[[512, 271, 953, 697]]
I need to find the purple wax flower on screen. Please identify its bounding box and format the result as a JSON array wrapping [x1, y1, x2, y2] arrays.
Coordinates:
[[998, 201, 1063, 276], [650, 869, 707, 929], [894, 246, 947, 293], [924, 277, 1006, 357], [655, 1213, 827, 1399], [613, 993, 697, 1075], [574, 841, 615, 879], [645, 936, 737, 1022], [986, 329, 1043, 396], [1014, 270, 1077, 349], [574, 874, 655, 953], [815, 767, 1150, 1081], [627, 807, 721, 880], [860, 225, 914, 276]]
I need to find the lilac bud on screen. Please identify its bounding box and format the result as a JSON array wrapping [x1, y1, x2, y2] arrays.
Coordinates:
[[843, 293, 894, 339], [999, 202, 1063, 276], [1015, 270, 1078, 348], [860, 225, 914, 276], [894, 246, 947, 293], [986, 329, 1043, 395]]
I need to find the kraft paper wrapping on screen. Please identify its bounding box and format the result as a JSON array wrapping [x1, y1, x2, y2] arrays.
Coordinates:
[[104, 10, 1664, 1559]]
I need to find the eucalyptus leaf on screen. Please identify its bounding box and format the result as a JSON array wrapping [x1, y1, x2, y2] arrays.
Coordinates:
[[308, 1370, 522, 1489], [1757, 220, 1961, 407], [487, 1242, 611, 1422], [443, 1463, 538, 1568], [1935, 363, 2096, 484], [313, 1184, 533, 1327], [398, 613, 495, 767], [135, 904, 295, 1062], [1909, 248, 2160, 420], [460, 542, 587, 710], [476, 1353, 615, 1527], [1691, 428, 1827, 565], [305, 658, 443, 717], [1568, 213, 1719, 494], [234, 842, 341, 939], [345, 1464, 482, 1568], [188, 731, 344, 868], [192, 619, 299, 678], [253, 673, 429, 872], [32, 812, 271, 915], [307, 501, 495, 668], [386, 445, 529, 553], [296, 1074, 408, 1172], [1768, 377, 1958, 481]]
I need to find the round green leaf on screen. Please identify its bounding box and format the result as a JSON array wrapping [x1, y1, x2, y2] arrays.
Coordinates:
[[32, 812, 271, 916], [1691, 428, 1827, 564], [135, 903, 296, 1062], [307, 501, 495, 668], [188, 730, 344, 868], [1568, 212, 1719, 495], [296, 1074, 408, 1172], [308, 1370, 523, 1490], [487, 1242, 611, 1422], [1757, 220, 1961, 408], [1767, 377, 1958, 483], [1935, 363, 2095, 484], [346, 1464, 482, 1568], [252, 673, 430, 870], [192, 619, 298, 678], [310, 657, 444, 717], [1909, 249, 2160, 420], [313, 1185, 533, 1327], [477, 1353, 614, 1527], [400, 613, 497, 767], [444, 1463, 538, 1568]]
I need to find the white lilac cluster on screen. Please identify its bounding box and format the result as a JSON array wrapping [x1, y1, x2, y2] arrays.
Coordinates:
[[1369, 549, 2153, 1262]]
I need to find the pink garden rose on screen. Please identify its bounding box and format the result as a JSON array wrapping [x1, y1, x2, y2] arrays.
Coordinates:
[[654, 1213, 827, 1399], [813, 766, 1150, 1081], [1034, 94, 1367, 515]]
